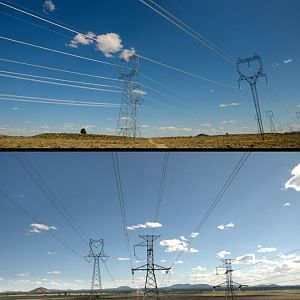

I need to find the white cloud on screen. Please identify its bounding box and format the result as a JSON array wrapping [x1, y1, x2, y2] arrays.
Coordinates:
[[47, 251, 56, 255], [199, 123, 211, 127], [221, 120, 236, 124], [219, 103, 239, 107], [40, 125, 50, 130], [160, 239, 188, 252], [192, 265, 207, 272], [127, 221, 162, 231], [160, 259, 166, 263], [96, 33, 123, 57], [43, 0, 55, 13], [190, 232, 199, 238], [132, 89, 147, 95], [10, 107, 20, 110], [18, 273, 30, 277], [175, 260, 183, 264], [68, 32, 95, 48], [117, 257, 130, 261], [48, 270, 61, 275], [189, 247, 199, 253], [283, 58, 293, 64], [29, 223, 57, 233], [217, 250, 231, 258], [158, 126, 194, 132], [257, 245, 262, 248], [63, 123, 75, 129], [0, 277, 5, 282], [120, 48, 136, 62], [283, 202, 291, 207], [285, 163, 300, 192], [74, 279, 84, 283], [180, 235, 188, 241], [257, 247, 277, 253], [235, 253, 255, 264], [217, 222, 234, 230]]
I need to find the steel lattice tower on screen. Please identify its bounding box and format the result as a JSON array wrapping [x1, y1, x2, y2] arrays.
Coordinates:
[[266, 111, 276, 133], [213, 259, 246, 300], [117, 53, 143, 139], [132, 235, 170, 299], [237, 54, 269, 138], [85, 239, 109, 300]]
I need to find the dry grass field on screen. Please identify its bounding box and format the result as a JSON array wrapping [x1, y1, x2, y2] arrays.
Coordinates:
[[0, 132, 299, 149], [1, 290, 300, 299]]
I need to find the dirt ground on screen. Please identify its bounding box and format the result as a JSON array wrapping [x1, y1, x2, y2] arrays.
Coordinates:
[[0, 132, 299, 149], [1, 291, 300, 299]]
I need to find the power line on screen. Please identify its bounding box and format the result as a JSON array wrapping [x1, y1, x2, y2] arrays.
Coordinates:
[[153, 152, 169, 234], [0, 70, 122, 90], [235, 248, 300, 272], [12, 153, 89, 247], [0, 57, 123, 83], [0, 1, 236, 88], [111, 152, 134, 269], [0, 36, 119, 67], [0, 186, 84, 261], [0, 97, 120, 108], [0, 93, 120, 107], [138, 54, 237, 89], [241, 270, 300, 286], [0, 73, 122, 93], [169, 153, 251, 268], [139, 0, 235, 65]]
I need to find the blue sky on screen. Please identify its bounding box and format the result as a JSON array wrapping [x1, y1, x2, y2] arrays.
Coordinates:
[[0, 0, 300, 137], [0, 152, 300, 290]]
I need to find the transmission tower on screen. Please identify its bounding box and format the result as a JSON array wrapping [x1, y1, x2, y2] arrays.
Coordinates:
[[237, 54, 269, 138], [117, 52, 143, 140], [85, 239, 109, 300], [213, 259, 247, 300], [266, 111, 276, 133], [132, 235, 170, 299]]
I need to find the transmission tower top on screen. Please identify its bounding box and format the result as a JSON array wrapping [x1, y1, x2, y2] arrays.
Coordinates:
[[237, 54, 269, 88], [120, 53, 140, 79]]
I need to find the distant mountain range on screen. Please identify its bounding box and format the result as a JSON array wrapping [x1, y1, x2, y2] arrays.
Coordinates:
[[1, 283, 299, 295]]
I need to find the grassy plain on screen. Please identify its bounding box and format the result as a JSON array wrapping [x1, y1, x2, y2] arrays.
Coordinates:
[[0, 132, 299, 149]]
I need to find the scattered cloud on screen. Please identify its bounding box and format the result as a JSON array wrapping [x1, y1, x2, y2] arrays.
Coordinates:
[[221, 120, 236, 124], [219, 103, 239, 107], [68, 32, 95, 48], [47, 251, 56, 255], [285, 163, 300, 192], [160, 239, 188, 252], [43, 0, 55, 13], [190, 232, 199, 238], [217, 250, 231, 258], [189, 248, 199, 253], [29, 223, 57, 233], [48, 270, 61, 275], [96, 33, 123, 57], [160, 259, 166, 263], [235, 253, 255, 264], [63, 123, 75, 129], [210, 89, 215, 93], [158, 126, 194, 132], [10, 107, 20, 110], [132, 89, 147, 95], [40, 125, 50, 130], [283, 58, 293, 64], [217, 222, 235, 230], [180, 235, 188, 241], [117, 257, 131, 261], [127, 221, 162, 231], [18, 273, 30, 277], [120, 48, 136, 61], [257, 247, 277, 253], [175, 260, 183, 264], [199, 123, 211, 127], [74, 279, 84, 283], [192, 265, 207, 272], [283, 202, 291, 207]]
